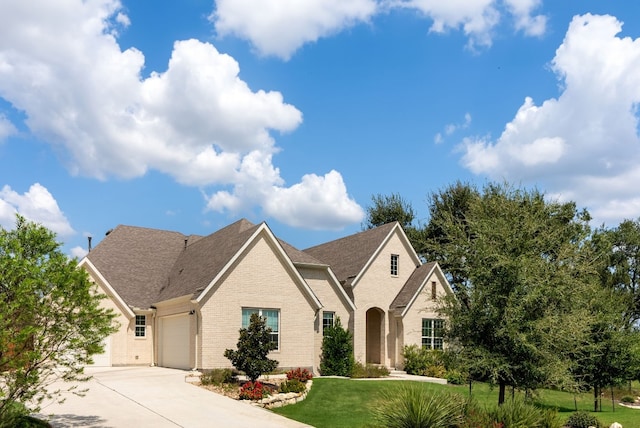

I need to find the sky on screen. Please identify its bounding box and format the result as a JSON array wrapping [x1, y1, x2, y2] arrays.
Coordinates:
[[1, 0, 639, 258]]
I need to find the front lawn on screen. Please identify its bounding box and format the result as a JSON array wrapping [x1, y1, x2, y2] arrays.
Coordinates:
[[272, 378, 639, 427]]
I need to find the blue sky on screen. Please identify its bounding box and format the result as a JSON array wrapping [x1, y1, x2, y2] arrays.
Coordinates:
[[1, 0, 639, 257]]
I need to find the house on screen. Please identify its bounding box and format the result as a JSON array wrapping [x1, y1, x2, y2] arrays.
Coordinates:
[[80, 219, 454, 373]]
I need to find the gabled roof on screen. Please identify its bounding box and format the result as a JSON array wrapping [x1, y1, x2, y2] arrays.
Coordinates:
[[85, 225, 190, 308], [303, 223, 397, 286], [85, 219, 323, 311], [389, 261, 454, 317], [304, 222, 422, 288], [159, 219, 260, 302]]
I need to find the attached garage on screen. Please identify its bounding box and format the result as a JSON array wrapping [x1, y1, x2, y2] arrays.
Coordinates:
[[89, 335, 112, 366], [159, 314, 191, 370]]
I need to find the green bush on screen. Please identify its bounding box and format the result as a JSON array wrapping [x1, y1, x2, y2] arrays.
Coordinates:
[[200, 368, 236, 386], [445, 369, 466, 385], [279, 379, 307, 394], [565, 411, 601, 428], [620, 395, 635, 403], [402, 345, 448, 378], [373, 385, 465, 428], [487, 397, 558, 428], [320, 317, 354, 376], [350, 362, 390, 378]]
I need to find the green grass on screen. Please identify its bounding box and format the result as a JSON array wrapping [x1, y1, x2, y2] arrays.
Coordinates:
[[272, 378, 640, 427]]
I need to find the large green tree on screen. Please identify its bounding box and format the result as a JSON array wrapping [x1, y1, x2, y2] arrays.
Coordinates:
[[430, 183, 597, 404], [0, 216, 116, 424], [593, 219, 640, 327]]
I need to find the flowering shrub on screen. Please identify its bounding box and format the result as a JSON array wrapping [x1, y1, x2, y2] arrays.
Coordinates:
[[286, 368, 313, 382], [238, 381, 270, 400]]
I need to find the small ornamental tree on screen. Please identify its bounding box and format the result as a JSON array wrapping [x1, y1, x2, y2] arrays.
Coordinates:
[[224, 313, 278, 382], [0, 216, 117, 424], [320, 317, 354, 376]]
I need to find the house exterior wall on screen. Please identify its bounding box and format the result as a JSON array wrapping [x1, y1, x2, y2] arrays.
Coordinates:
[[351, 230, 418, 368], [90, 278, 154, 366], [298, 266, 353, 373], [198, 234, 317, 372], [401, 271, 447, 356]]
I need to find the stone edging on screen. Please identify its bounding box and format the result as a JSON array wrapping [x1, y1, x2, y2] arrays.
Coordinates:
[[251, 380, 313, 409]]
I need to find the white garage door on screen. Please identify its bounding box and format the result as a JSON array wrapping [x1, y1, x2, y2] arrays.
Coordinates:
[[160, 315, 191, 370], [90, 335, 111, 366]]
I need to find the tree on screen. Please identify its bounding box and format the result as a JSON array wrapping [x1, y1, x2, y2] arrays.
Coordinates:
[[224, 313, 278, 382], [593, 219, 640, 327], [320, 317, 354, 376], [431, 183, 596, 405], [0, 216, 117, 424], [423, 181, 479, 296], [363, 193, 425, 254]]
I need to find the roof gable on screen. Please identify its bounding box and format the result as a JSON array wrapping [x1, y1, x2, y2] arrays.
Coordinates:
[[390, 262, 454, 317], [159, 219, 261, 302], [191, 223, 323, 310], [304, 222, 421, 288]]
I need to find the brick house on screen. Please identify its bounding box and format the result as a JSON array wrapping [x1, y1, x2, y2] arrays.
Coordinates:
[[80, 219, 453, 372]]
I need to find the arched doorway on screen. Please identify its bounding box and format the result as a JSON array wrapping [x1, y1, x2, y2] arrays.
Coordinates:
[[366, 308, 384, 364]]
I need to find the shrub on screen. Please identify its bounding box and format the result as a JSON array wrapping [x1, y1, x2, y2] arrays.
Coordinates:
[[620, 395, 635, 403], [425, 365, 447, 378], [402, 345, 448, 378], [239, 381, 271, 400], [565, 411, 601, 428], [350, 362, 390, 378], [446, 369, 466, 385], [487, 397, 556, 428], [224, 313, 278, 382], [200, 368, 236, 386], [286, 367, 313, 382], [320, 317, 354, 376], [279, 379, 307, 394], [373, 385, 465, 428]]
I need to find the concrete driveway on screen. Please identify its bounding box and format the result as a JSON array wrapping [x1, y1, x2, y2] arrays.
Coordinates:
[[34, 367, 312, 428]]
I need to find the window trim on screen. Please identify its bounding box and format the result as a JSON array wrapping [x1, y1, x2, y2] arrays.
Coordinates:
[[242, 308, 280, 351], [421, 318, 444, 350], [390, 254, 399, 276], [135, 314, 146, 338], [322, 311, 335, 335], [431, 281, 437, 300]]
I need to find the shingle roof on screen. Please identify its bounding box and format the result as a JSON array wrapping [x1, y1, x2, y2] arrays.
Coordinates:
[[158, 219, 260, 302], [389, 261, 436, 311], [278, 239, 326, 266], [86, 225, 189, 308], [303, 222, 398, 286]]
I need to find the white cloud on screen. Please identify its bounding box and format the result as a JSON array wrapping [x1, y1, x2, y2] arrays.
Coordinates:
[[395, 0, 546, 49], [212, 0, 378, 60], [0, 183, 74, 236], [264, 170, 365, 229], [0, 114, 17, 141], [460, 14, 640, 226], [434, 112, 471, 144], [70, 246, 89, 259], [0, 0, 362, 230]]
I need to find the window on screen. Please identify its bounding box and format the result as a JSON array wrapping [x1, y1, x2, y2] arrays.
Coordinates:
[[322, 311, 335, 334], [390, 254, 399, 276], [422, 318, 444, 350], [431, 281, 437, 300], [242, 308, 279, 350], [135, 315, 146, 337]]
